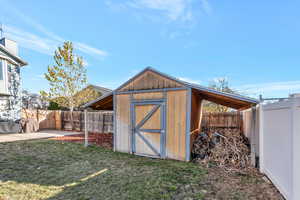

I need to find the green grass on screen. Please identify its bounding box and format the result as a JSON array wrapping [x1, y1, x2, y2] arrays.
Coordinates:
[[0, 140, 206, 200], [0, 140, 283, 200]]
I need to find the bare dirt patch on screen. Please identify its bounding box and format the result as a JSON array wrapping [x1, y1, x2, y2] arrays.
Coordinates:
[[198, 164, 284, 200]]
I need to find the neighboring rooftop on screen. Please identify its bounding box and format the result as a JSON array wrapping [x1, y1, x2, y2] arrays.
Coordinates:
[[89, 84, 112, 94]]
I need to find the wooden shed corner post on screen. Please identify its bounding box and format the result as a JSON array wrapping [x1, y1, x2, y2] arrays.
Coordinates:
[[186, 88, 192, 162], [113, 92, 116, 152], [84, 109, 88, 147]]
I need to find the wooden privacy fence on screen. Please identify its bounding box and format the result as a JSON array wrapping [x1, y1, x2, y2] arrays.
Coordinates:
[[23, 110, 242, 134], [61, 111, 113, 133], [22, 109, 61, 130], [201, 112, 243, 130], [21, 109, 113, 133]]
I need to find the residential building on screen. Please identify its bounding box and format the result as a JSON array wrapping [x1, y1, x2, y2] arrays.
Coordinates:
[[0, 37, 27, 121]]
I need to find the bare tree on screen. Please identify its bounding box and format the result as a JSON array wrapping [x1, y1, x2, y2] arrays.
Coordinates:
[[203, 78, 237, 112]]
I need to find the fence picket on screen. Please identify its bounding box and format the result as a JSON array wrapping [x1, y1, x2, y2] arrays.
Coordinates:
[[21, 109, 113, 133], [201, 112, 243, 129]]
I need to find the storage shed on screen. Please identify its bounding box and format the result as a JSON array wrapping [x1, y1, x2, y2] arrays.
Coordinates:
[[84, 67, 258, 161]]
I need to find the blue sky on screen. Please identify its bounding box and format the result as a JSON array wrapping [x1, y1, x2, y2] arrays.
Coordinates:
[[0, 0, 299, 98]]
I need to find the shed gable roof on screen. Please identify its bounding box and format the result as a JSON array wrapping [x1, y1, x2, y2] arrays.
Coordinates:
[[83, 67, 259, 110], [116, 67, 185, 92]]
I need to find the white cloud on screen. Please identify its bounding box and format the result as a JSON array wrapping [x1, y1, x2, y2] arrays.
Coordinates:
[[236, 80, 300, 97], [130, 0, 189, 21], [4, 24, 108, 58], [107, 0, 212, 23], [96, 69, 140, 89], [1, 1, 108, 58], [75, 42, 108, 57], [200, 0, 212, 15], [4, 25, 58, 55]]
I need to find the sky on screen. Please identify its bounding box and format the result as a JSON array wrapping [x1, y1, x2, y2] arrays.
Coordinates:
[[0, 0, 300, 98]]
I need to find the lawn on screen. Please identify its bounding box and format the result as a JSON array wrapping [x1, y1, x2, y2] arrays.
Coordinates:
[[0, 140, 282, 200]]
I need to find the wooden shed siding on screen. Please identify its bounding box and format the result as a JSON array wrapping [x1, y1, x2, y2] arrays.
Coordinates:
[[136, 133, 161, 156], [133, 92, 163, 100], [190, 92, 202, 131], [119, 71, 184, 92], [190, 91, 203, 151], [166, 90, 187, 161], [115, 94, 131, 153], [136, 105, 161, 130]]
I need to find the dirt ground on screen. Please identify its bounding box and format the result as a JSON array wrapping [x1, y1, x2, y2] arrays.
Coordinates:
[[197, 164, 284, 200]]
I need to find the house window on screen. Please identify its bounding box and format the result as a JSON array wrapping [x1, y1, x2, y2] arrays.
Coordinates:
[[0, 59, 8, 94], [0, 59, 3, 80]]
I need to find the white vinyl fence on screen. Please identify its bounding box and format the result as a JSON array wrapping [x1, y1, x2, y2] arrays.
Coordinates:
[[260, 98, 300, 200]]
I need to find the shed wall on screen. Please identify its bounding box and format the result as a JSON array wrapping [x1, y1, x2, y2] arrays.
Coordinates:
[[115, 94, 131, 153], [115, 89, 188, 161], [166, 90, 187, 161], [133, 92, 163, 100]]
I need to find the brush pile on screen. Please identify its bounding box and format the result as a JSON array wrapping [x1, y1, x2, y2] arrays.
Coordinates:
[[192, 127, 251, 169]]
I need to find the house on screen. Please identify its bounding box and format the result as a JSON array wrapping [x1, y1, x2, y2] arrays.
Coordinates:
[[48, 84, 112, 110], [75, 84, 112, 109], [84, 67, 258, 161], [0, 37, 27, 121]]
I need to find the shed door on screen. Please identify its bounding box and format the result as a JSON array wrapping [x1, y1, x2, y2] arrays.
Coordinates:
[[131, 101, 166, 158]]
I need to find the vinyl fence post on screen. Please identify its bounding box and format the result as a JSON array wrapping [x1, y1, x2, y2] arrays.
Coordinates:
[[292, 98, 300, 200], [84, 109, 88, 147], [250, 106, 257, 166], [259, 104, 264, 173]]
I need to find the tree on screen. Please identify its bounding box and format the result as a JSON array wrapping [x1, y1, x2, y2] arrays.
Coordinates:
[[48, 101, 63, 110], [40, 41, 88, 129], [203, 78, 237, 112]]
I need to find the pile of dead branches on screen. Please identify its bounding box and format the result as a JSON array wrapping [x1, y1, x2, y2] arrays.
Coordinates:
[[192, 128, 251, 169]]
